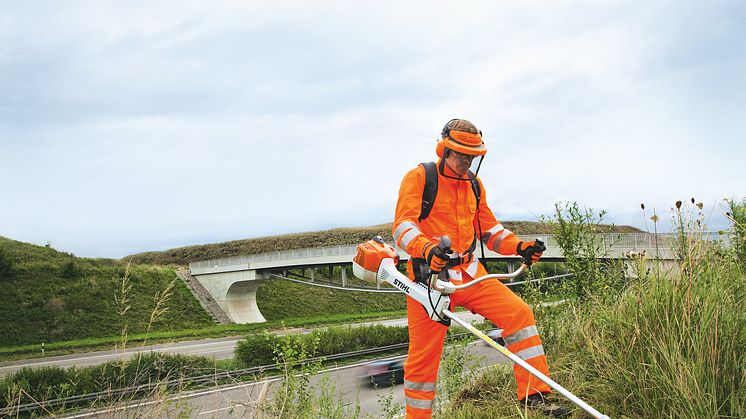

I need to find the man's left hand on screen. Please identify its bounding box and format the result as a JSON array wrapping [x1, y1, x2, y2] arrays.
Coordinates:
[[516, 240, 545, 265]]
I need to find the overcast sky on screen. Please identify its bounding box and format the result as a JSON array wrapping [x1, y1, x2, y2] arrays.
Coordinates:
[[1, 1, 744, 258]]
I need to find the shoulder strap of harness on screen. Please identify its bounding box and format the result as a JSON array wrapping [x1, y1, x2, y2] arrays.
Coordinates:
[[467, 169, 481, 208], [419, 162, 438, 222], [468, 169, 484, 265]]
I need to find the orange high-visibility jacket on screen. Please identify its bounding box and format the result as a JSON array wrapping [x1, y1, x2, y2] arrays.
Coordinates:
[[392, 160, 521, 271]]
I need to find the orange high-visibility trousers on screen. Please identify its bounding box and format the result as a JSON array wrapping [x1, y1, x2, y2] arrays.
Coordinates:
[[403, 265, 552, 419]]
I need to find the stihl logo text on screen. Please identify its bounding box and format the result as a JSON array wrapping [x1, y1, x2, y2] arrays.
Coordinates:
[[393, 278, 410, 293]]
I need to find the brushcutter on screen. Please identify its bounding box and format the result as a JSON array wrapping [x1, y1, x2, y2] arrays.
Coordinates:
[[352, 235, 609, 419]]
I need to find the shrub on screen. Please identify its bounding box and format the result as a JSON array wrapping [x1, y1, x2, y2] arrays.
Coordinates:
[[542, 202, 623, 300], [0, 353, 217, 410], [44, 297, 65, 312], [60, 258, 80, 279], [0, 366, 70, 406], [725, 197, 746, 266], [0, 248, 12, 279], [235, 325, 409, 368], [234, 332, 279, 367]]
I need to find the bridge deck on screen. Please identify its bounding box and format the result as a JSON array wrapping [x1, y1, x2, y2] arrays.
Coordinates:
[[188, 233, 684, 276], [184, 232, 725, 324]]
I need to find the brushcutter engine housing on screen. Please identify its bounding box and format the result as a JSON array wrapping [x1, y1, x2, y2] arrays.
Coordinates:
[[352, 236, 451, 324], [351, 236, 398, 283]]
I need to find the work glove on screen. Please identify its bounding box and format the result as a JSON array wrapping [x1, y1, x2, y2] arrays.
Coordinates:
[[516, 240, 546, 266], [424, 242, 451, 273]]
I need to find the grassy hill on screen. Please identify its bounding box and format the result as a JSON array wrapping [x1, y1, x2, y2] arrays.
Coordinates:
[[0, 237, 213, 347], [123, 221, 641, 265], [0, 235, 406, 349], [0, 220, 639, 349], [257, 279, 405, 321]]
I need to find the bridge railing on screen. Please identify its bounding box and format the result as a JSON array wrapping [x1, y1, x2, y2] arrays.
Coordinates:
[[518, 232, 724, 249]]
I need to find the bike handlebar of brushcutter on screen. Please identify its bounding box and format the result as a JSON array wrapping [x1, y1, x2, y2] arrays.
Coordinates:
[[428, 236, 530, 294]]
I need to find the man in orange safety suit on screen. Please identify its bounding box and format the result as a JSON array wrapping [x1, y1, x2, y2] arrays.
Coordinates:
[[392, 119, 570, 418]]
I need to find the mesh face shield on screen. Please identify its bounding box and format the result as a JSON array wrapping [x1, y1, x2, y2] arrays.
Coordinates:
[[438, 151, 484, 180], [468, 154, 484, 176]]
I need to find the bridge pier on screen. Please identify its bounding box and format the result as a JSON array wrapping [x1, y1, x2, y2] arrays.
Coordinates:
[[191, 269, 266, 323]]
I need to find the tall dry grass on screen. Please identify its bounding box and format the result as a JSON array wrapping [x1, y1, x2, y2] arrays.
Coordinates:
[[442, 199, 745, 418]]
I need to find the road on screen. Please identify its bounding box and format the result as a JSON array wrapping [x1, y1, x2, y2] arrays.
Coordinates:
[[62, 340, 509, 418], [0, 312, 487, 378]]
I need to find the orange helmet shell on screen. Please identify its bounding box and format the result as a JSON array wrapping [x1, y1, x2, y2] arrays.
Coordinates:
[[436, 130, 487, 157]]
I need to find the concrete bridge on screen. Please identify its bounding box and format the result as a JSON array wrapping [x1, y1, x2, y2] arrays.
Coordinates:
[[186, 233, 687, 324]]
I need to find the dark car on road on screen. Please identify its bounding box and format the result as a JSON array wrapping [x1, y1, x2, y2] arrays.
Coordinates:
[[362, 358, 405, 387]]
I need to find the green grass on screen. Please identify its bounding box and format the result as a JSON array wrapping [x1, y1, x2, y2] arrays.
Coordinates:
[[0, 237, 213, 348], [0, 310, 409, 361], [257, 276, 406, 320], [0, 352, 220, 414], [0, 235, 408, 353]]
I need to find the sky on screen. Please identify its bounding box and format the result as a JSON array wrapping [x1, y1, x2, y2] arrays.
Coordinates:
[[1, 1, 744, 258]]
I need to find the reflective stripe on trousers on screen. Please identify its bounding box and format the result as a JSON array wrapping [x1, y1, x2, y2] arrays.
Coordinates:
[[405, 380, 436, 392], [404, 383, 436, 419], [504, 325, 546, 361], [504, 325, 539, 346], [406, 396, 433, 409], [515, 344, 545, 361]]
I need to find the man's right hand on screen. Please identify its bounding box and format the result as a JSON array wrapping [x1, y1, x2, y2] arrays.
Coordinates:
[[424, 243, 449, 273]]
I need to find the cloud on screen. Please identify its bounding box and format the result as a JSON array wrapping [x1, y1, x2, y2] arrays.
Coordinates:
[[1, 1, 744, 257]]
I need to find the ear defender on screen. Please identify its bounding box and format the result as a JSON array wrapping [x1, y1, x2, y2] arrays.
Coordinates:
[[435, 139, 445, 157], [437, 119, 457, 158]]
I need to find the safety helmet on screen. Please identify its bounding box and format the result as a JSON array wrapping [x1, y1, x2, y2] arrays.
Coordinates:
[[436, 119, 487, 158]]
